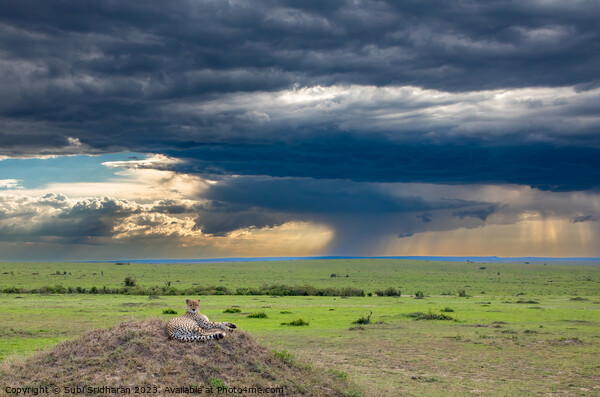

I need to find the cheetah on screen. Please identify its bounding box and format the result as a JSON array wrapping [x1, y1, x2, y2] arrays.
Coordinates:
[[166, 299, 236, 342]]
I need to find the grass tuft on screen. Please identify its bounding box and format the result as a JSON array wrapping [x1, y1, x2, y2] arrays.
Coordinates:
[[405, 311, 454, 321], [223, 307, 241, 313], [352, 311, 372, 325], [247, 312, 268, 318], [281, 318, 309, 326], [329, 369, 348, 379], [272, 349, 293, 362]]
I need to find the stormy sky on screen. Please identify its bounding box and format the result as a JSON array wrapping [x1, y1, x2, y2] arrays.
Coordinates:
[[1, 0, 599, 260]]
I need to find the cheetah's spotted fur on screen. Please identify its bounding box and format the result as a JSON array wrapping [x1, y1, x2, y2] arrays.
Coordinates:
[[166, 299, 236, 342]]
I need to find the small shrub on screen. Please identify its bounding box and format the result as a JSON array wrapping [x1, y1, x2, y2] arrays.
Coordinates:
[[479, 266, 487, 270], [352, 311, 372, 325], [367, 292, 373, 297], [281, 318, 309, 326], [162, 309, 177, 314], [516, 299, 539, 304], [272, 349, 293, 362], [223, 307, 241, 313], [348, 325, 366, 331], [340, 287, 365, 297], [457, 289, 467, 297], [440, 307, 454, 312], [406, 311, 453, 321], [383, 287, 401, 297], [280, 310, 292, 314], [330, 273, 337, 278], [329, 369, 348, 379], [209, 377, 226, 388], [247, 312, 267, 318], [414, 291, 424, 299], [124, 276, 136, 287]]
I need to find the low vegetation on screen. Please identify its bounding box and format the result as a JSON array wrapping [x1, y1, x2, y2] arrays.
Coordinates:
[[247, 312, 268, 318], [352, 311, 373, 325], [405, 311, 454, 321], [281, 318, 310, 326], [374, 287, 401, 297], [515, 299, 540, 304], [1, 284, 366, 297]]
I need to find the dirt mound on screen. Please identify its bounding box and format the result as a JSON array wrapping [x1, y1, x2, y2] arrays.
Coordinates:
[[0, 319, 354, 396]]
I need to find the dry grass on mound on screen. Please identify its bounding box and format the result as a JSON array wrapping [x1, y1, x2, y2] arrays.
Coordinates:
[[0, 319, 354, 396]]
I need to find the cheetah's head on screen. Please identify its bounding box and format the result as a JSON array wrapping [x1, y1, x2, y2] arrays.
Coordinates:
[[185, 298, 200, 313]]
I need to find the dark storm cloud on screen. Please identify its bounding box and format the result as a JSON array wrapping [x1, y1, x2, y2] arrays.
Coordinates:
[[188, 175, 483, 243], [1, 0, 599, 255], [571, 215, 596, 223], [192, 207, 292, 237], [167, 141, 600, 191], [2, 0, 596, 92], [1, 0, 599, 157], [453, 205, 499, 222], [417, 213, 433, 223]]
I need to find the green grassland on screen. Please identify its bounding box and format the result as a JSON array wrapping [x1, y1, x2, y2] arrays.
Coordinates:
[[1, 259, 599, 295], [1, 259, 599, 396]]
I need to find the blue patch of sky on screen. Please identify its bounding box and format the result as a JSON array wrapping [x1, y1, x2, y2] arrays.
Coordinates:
[[0, 152, 145, 189]]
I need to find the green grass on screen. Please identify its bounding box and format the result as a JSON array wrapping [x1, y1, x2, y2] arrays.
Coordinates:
[[0, 259, 599, 396], [1, 259, 599, 296], [1, 293, 598, 395]]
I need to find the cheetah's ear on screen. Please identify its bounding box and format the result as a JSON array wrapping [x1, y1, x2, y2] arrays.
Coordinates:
[[185, 299, 189, 304]]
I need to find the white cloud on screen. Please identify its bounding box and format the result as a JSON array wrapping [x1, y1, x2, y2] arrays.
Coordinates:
[[163, 84, 600, 144], [0, 179, 22, 189]]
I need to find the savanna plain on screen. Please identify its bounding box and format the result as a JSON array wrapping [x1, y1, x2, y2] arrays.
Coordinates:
[[0, 259, 598, 396]]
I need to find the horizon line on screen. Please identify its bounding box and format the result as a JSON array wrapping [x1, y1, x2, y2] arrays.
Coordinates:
[[3, 255, 600, 264], [85, 255, 600, 264]]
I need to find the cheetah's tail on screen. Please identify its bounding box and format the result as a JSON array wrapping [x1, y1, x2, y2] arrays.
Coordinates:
[[170, 332, 226, 342]]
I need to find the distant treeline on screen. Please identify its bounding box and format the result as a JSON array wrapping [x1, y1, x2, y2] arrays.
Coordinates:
[[0, 284, 404, 297]]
